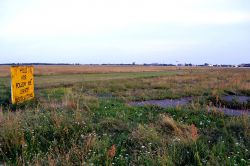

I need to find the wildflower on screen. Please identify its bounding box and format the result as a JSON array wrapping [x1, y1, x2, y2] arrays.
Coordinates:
[[173, 138, 181, 142], [107, 145, 116, 159], [141, 145, 145, 149], [202, 159, 207, 163]]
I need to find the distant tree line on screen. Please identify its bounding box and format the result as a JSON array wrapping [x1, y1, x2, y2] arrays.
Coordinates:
[[0, 63, 249, 67], [0, 63, 80, 66]]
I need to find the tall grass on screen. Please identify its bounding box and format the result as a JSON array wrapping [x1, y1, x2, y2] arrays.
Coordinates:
[[0, 67, 249, 165]]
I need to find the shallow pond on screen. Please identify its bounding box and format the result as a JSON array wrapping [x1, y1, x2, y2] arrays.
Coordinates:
[[207, 107, 250, 116], [128, 96, 250, 116], [128, 97, 192, 108], [221, 95, 250, 103]]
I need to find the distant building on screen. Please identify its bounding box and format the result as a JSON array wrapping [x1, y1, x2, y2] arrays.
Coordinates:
[[238, 64, 250, 67], [220, 64, 237, 68], [185, 63, 193, 66]]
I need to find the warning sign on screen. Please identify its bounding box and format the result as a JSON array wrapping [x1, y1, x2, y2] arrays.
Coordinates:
[[11, 66, 35, 104]]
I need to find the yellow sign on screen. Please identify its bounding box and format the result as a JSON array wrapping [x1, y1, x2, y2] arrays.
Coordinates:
[[11, 66, 35, 104]]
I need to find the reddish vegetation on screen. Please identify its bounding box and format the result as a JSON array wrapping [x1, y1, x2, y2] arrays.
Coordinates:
[[107, 144, 116, 159], [190, 124, 199, 141], [0, 66, 10, 77], [0, 65, 179, 77]]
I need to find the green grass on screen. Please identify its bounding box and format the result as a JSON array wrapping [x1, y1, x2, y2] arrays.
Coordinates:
[[0, 77, 11, 106], [0, 68, 250, 165], [34, 71, 181, 89]]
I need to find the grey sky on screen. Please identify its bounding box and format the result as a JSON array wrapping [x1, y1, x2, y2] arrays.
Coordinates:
[[0, 0, 249, 64]]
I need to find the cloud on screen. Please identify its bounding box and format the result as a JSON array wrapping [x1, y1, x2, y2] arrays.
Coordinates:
[[0, 0, 249, 39], [0, 0, 249, 64]]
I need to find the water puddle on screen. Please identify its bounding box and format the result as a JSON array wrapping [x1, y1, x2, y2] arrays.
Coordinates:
[[128, 96, 250, 116], [128, 97, 192, 108], [207, 107, 250, 116], [221, 95, 250, 103]]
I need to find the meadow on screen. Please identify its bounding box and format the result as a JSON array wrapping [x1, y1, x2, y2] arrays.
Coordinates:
[[0, 65, 249, 165]]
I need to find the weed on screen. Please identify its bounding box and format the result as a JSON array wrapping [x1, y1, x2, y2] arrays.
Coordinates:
[[0, 67, 249, 165]]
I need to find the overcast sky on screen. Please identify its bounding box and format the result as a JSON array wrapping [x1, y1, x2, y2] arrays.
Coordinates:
[[0, 0, 249, 64]]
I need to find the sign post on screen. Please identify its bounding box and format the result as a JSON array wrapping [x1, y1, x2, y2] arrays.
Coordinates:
[[11, 66, 35, 104]]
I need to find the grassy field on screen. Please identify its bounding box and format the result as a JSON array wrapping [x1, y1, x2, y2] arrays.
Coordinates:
[[0, 66, 250, 165], [0, 65, 180, 77]]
